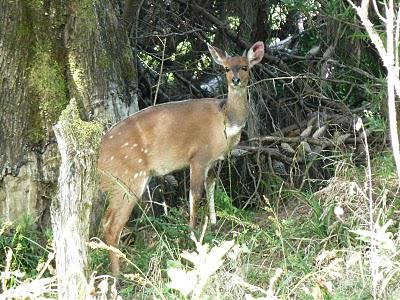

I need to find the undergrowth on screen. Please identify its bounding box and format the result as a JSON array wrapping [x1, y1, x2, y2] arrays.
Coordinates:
[[84, 152, 400, 299], [0, 216, 56, 298], [1, 152, 400, 299]]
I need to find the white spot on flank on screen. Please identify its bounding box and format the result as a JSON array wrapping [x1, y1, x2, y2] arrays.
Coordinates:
[[138, 158, 143, 163], [109, 135, 114, 139], [133, 144, 138, 147], [110, 156, 114, 161], [134, 173, 139, 179], [124, 155, 129, 159], [144, 149, 148, 154], [121, 142, 129, 148]]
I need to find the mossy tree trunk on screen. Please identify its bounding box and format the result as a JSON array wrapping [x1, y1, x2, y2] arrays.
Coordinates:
[[0, 0, 67, 224], [0, 0, 138, 224], [65, 0, 139, 124]]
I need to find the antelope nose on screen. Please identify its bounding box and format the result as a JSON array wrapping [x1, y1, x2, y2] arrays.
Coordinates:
[[232, 77, 241, 86]]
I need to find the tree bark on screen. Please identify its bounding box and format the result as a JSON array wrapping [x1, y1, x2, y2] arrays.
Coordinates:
[[51, 99, 102, 300], [65, 0, 139, 125], [0, 0, 138, 224], [0, 0, 32, 176]]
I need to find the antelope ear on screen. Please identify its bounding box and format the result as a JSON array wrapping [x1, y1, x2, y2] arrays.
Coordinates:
[[247, 41, 265, 67], [207, 43, 227, 66]]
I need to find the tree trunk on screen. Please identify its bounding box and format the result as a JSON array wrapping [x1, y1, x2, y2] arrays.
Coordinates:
[[0, 0, 67, 224], [0, 0, 138, 225], [0, 0, 32, 176], [65, 0, 139, 124], [51, 99, 102, 299]]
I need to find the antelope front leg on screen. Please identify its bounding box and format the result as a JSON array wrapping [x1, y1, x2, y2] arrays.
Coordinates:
[[189, 162, 206, 228], [205, 168, 217, 225]]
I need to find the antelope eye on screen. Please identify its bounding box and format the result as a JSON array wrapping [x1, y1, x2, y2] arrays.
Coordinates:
[[225, 67, 230, 72], [241, 66, 248, 71]]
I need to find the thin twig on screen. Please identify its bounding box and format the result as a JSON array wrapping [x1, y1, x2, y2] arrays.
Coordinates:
[[153, 38, 166, 106]]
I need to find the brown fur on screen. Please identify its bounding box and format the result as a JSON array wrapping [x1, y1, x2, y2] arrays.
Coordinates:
[[98, 41, 265, 275]]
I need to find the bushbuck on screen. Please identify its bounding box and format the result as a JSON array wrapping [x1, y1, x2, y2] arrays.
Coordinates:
[[98, 41, 264, 275]]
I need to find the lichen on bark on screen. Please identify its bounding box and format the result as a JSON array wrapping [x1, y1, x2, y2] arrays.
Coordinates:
[[58, 98, 103, 152], [11, 0, 70, 144], [65, 0, 139, 124], [29, 44, 68, 143]]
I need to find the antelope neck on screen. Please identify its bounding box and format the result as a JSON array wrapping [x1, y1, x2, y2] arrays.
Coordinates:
[[224, 86, 249, 127]]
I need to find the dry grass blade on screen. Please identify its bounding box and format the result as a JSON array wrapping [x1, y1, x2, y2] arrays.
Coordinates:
[[0, 277, 57, 300]]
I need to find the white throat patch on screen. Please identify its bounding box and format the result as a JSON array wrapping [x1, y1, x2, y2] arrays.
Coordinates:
[[225, 124, 244, 137]]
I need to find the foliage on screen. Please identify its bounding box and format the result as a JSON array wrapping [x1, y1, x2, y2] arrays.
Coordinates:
[[0, 216, 51, 277], [0, 216, 55, 297]]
